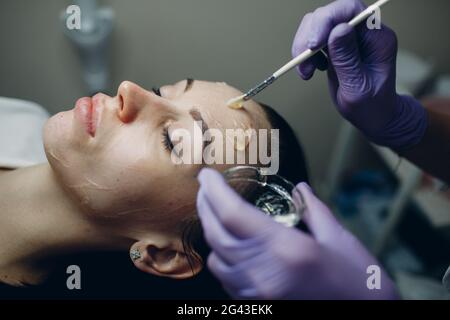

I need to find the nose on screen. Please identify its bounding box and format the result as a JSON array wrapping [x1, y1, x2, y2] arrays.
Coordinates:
[[117, 81, 153, 123]]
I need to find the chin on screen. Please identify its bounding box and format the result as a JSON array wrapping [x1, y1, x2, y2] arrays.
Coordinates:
[[43, 111, 75, 168]]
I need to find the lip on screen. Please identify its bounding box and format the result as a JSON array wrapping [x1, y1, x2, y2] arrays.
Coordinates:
[[75, 97, 96, 137]]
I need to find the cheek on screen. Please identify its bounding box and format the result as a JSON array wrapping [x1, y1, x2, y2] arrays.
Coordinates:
[[80, 136, 158, 214], [48, 122, 160, 215], [144, 175, 199, 225], [62, 158, 155, 217]]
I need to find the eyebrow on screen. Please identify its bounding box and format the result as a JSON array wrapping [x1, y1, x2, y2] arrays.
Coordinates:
[[189, 108, 212, 149], [184, 78, 194, 92]]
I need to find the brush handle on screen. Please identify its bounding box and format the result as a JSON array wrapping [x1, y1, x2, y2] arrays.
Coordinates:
[[273, 0, 391, 79]]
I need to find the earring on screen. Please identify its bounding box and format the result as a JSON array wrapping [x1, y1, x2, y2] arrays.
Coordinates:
[[130, 249, 142, 261]]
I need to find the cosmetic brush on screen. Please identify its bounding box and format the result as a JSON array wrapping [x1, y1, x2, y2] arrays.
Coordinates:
[[227, 0, 392, 109]]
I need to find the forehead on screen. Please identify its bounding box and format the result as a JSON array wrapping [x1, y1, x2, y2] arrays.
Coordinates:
[[171, 80, 269, 131]]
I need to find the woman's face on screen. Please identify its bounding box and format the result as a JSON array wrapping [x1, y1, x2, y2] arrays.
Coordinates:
[[44, 80, 269, 235]]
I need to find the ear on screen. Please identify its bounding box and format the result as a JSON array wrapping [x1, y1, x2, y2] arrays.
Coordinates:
[[129, 239, 202, 279]]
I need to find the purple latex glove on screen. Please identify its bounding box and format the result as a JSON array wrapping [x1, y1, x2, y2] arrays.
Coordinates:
[[291, 0, 427, 151], [196, 168, 398, 299]]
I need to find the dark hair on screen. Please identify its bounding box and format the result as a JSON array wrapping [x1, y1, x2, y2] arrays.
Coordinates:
[[181, 102, 309, 284], [259, 103, 309, 184]]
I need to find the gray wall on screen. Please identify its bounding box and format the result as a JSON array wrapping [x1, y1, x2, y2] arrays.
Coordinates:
[[1, 0, 449, 185]]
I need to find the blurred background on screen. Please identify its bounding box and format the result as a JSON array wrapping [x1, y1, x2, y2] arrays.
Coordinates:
[[0, 0, 449, 299]]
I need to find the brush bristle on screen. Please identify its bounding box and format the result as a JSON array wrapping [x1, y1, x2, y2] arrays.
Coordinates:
[[226, 95, 246, 109]]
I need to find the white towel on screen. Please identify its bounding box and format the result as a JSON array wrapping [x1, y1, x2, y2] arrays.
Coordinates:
[[0, 97, 49, 169]]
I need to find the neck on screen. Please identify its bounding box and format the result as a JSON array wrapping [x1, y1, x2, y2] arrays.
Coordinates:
[[0, 164, 130, 286]]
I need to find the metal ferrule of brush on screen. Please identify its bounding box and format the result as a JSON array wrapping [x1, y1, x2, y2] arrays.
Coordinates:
[[244, 75, 276, 101]]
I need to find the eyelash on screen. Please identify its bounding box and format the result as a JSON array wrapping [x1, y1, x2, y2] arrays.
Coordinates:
[[162, 126, 174, 152], [152, 87, 161, 97], [153, 86, 174, 153]]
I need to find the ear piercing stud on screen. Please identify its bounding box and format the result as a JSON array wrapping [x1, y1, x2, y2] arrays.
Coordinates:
[[130, 249, 141, 261]]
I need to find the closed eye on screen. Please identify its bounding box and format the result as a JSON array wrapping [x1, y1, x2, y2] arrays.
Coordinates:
[[162, 126, 174, 152]]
